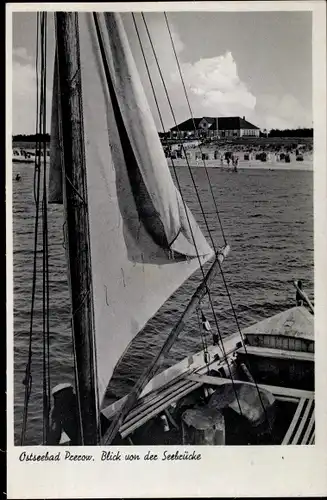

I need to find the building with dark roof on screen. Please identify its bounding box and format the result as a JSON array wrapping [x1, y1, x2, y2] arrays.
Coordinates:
[[169, 116, 260, 139]]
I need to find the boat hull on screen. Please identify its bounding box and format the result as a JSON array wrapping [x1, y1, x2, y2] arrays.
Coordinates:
[[53, 306, 314, 446], [95, 306, 314, 446]]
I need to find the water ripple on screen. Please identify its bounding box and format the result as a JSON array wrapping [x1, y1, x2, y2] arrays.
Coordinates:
[[12, 163, 313, 444]]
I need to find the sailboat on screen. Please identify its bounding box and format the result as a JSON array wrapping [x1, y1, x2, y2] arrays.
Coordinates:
[[19, 11, 314, 447]]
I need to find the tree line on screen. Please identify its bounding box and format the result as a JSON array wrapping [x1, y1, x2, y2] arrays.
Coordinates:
[[13, 133, 50, 142], [262, 128, 313, 138]]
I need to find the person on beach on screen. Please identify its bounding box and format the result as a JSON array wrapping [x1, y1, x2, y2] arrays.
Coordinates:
[[233, 156, 238, 171]]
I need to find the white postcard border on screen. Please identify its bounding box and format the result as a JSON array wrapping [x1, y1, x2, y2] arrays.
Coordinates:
[[7, 2, 327, 498]]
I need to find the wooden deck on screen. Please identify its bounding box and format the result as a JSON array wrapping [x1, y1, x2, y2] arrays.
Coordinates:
[[60, 306, 314, 446], [101, 306, 313, 429], [187, 373, 314, 400], [117, 371, 314, 441], [189, 374, 315, 445], [119, 377, 203, 438], [282, 397, 315, 445]]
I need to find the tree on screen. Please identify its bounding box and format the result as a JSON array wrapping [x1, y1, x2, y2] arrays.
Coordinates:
[[13, 133, 50, 142], [268, 128, 313, 138]]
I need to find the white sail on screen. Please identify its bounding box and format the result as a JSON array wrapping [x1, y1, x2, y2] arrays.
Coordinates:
[[50, 12, 214, 404]]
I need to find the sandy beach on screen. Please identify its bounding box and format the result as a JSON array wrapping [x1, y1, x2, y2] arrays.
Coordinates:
[[167, 158, 313, 171]]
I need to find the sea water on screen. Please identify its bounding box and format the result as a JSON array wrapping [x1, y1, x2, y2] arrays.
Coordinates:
[[12, 163, 313, 444]]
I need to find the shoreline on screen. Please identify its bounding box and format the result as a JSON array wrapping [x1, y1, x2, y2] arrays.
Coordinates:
[[167, 158, 313, 172]]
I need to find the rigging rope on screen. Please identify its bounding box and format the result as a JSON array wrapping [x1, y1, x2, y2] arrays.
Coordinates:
[[138, 13, 244, 416], [136, 14, 212, 310], [133, 12, 223, 371], [163, 11, 270, 425], [216, 258, 271, 428], [21, 13, 41, 446], [21, 12, 52, 446], [40, 12, 51, 444], [163, 12, 227, 247]]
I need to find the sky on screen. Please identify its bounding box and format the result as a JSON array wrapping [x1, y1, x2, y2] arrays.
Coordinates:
[[11, 10, 312, 134]]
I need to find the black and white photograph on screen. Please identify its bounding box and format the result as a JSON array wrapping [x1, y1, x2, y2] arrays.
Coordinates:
[[6, 1, 327, 498]]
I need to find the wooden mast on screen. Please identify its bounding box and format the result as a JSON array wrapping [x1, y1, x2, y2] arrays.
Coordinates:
[[103, 244, 230, 444], [55, 12, 100, 445]]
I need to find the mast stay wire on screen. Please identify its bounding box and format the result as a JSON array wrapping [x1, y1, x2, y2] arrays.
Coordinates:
[[132, 14, 214, 331], [164, 11, 270, 427], [133, 14, 222, 327], [21, 12, 52, 445], [137, 13, 243, 416], [39, 12, 51, 444], [132, 13, 223, 369], [21, 13, 41, 446], [132, 13, 223, 367], [163, 13, 227, 247]]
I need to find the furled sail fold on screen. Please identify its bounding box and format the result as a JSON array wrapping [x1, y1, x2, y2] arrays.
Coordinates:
[[48, 51, 63, 204], [49, 12, 214, 404]]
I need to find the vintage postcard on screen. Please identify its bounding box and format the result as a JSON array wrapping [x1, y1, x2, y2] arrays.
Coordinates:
[[6, 1, 327, 498]]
